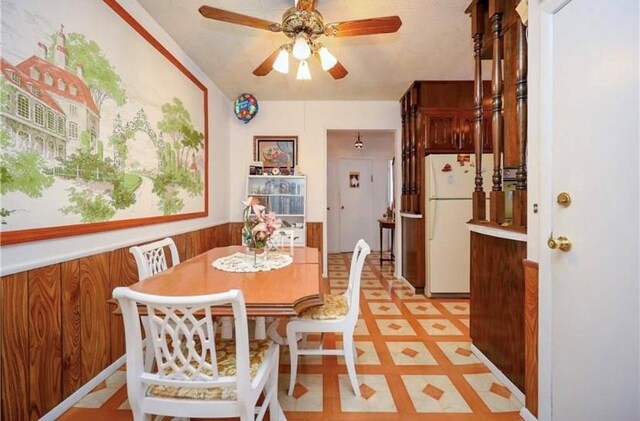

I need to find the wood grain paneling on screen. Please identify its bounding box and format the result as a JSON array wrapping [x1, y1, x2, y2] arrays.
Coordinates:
[[401, 217, 425, 292], [306, 222, 323, 272], [523, 259, 539, 416], [229, 222, 244, 245], [470, 231, 526, 391], [1, 272, 29, 420], [108, 248, 139, 362], [60, 260, 81, 399], [79, 254, 110, 383], [28, 265, 62, 420], [172, 232, 191, 262]]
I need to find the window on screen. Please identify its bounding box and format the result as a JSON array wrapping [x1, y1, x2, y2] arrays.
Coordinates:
[[69, 104, 77, 116], [44, 73, 53, 86], [69, 84, 78, 96], [57, 145, 65, 158], [34, 103, 44, 126], [17, 94, 29, 119], [35, 136, 44, 153], [57, 116, 65, 135], [10, 72, 20, 85], [29, 85, 39, 97], [30, 67, 41, 80], [46, 111, 55, 131], [57, 79, 66, 91], [69, 121, 78, 139]]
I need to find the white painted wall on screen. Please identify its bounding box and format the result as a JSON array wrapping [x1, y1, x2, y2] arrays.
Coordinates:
[[228, 101, 402, 275], [326, 130, 395, 253], [0, 0, 231, 276]]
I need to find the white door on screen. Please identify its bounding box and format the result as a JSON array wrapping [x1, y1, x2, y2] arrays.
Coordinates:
[[339, 158, 373, 252], [536, 1, 639, 419]]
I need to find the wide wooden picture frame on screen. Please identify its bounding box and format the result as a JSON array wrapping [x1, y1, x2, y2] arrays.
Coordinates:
[[253, 136, 298, 170], [0, 0, 209, 245]]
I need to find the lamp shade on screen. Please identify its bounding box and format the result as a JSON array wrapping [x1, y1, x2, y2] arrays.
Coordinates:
[[292, 34, 311, 60], [318, 46, 338, 71], [296, 60, 311, 80], [272, 48, 289, 74]]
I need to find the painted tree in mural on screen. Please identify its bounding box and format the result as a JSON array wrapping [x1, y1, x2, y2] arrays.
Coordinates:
[[52, 32, 127, 111], [153, 98, 204, 214]]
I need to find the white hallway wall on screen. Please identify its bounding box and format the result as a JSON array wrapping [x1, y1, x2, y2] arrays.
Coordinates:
[[228, 101, 402, 275], [0, 0, 232, 276]]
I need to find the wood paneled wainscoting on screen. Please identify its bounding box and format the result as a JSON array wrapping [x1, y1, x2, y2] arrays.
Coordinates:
[[523, 259, 539, 417], [469, 231, 526, 393], [0, 222, 323, 420]]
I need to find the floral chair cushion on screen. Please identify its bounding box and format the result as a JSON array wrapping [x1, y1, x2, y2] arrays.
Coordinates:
[[298, 294, 348, 320], [147, 339, 273, 401]]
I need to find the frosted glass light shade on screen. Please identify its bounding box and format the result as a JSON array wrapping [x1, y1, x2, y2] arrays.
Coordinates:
[[296, 60, 311, 80], [318, 46, 337, 71], [272, 48, 289, 73], [292, 34, 311, 60]]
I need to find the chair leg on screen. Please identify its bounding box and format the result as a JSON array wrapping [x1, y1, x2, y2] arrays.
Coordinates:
[[287, 325, 299, 396], [343, 335, 361, 397], [221, 316, 233, 339], [255, 316, 266, 339]]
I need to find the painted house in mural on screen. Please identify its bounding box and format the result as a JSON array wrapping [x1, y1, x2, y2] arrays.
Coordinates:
[[0, 26, 99, 162]]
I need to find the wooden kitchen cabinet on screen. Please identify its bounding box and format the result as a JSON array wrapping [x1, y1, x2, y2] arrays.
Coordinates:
[[423, 110, 493, 153]]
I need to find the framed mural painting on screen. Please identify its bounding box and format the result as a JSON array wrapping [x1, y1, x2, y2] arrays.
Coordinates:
[[253, 136, 297, 171], [0, 0, 209, 245]]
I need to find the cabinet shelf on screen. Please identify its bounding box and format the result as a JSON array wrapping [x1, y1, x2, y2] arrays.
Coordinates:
[[247, 175, 306, 245]]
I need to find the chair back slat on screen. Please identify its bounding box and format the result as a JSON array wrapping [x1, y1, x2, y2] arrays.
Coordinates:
[[346, 240, 371, 323]]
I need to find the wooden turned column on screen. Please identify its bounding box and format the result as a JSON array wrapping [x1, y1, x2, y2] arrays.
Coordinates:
[[471, 1, 486, 221], [513, 20, 528, 228], [409, 88, 418, 213], [401, 96, 409, 212], [489, 1, 505, 224]]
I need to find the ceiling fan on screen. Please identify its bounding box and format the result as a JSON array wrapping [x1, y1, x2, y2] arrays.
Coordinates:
[[199, 0, 402, 80]]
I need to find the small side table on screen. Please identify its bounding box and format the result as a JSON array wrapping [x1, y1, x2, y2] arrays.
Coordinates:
[[378, 218, 395, 267]]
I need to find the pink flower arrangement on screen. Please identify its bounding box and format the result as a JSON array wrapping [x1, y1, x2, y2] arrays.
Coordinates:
[[242, 197, 282, 249]]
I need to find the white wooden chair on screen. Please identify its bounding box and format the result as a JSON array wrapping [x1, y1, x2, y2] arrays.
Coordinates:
[[286, 239, 371, 397], [129, 237, 180, 281], [129, 237, 181, 370], [113, 287, 285, 421]]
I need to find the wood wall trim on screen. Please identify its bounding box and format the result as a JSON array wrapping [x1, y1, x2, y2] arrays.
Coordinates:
[[523, 259, 539, 417]]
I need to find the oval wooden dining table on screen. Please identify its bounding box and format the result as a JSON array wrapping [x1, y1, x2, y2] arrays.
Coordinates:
[[128, 245, 323, 317]]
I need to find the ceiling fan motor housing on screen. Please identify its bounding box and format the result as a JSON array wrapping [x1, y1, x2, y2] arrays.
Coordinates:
[[281, 7, 325, 39]]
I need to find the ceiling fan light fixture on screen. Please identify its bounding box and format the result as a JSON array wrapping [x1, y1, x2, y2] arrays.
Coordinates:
[[318, 46, 337, 71], [296, 59, 311, 80], [292, 33, 311, 60], [272, 47, 289, 73]]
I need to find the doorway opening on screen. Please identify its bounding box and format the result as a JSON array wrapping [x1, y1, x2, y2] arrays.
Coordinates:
[[326, 130, 395, 255]]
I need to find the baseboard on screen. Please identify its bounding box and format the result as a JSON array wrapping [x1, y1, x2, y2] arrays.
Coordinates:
[[400, 276, 416, 293], [470, 344, 525, 406], [520, 407, 538, 421], [40, 355, 126, 421]]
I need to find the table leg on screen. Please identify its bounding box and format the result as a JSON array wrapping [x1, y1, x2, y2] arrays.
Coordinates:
[[391, 227, 395, 260], [379, 224, 383, 267]]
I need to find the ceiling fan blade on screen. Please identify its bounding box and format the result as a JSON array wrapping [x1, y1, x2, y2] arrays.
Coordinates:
[[327, 61, 348, 80], [296, 0, 318, 12], [252, 48, 282, 76], [199, 6, 282, 32], [324, 16, 402, 37]]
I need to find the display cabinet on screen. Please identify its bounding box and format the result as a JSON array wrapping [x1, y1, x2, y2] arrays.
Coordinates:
[[246, 175, 306, 245]]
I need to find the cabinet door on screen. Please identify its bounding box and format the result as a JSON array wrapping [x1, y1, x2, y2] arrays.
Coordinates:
[[424, 113, 458, 151], [458, 112, 475, 152]]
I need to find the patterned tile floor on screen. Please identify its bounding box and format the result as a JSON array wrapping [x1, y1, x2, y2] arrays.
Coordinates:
[[60, 252, 523, 421]]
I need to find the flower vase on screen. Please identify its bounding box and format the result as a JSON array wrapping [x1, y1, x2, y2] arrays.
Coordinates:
[[247, 246, 266, 266]]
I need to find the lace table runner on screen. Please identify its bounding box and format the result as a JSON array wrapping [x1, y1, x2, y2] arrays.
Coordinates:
[[212, 252, 293, 273]]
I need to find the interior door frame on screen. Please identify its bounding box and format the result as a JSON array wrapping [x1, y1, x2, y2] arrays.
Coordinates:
[[529, 1, 575, 420]]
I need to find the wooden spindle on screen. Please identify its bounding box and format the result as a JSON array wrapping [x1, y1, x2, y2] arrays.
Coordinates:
[[401, 96, 408, 212], [513, 19, 528, 227], [489, 0, 505, 224], [409, 87, 418, 213], [471, 0, 486, 221]]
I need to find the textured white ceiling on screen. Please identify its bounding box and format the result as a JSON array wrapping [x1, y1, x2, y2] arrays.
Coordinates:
[[137, 0, 476, 101]]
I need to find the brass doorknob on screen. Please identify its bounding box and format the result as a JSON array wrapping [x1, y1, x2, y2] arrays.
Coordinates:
[[547, 235, 571, 252]]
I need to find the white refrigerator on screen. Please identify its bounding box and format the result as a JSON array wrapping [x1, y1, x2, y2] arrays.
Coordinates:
[[424, 154, 493, 296]]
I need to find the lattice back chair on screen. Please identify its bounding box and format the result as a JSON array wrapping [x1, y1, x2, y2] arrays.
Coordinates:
[[129, 237, 180, 281], [113, 288, 283, 421], [286, 239, 370, 397], [269, 230, 297, 253], [129, 237, 181, 370]]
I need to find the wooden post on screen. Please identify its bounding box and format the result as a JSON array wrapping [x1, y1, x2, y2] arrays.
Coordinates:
[[409, 86, 418, 213], [471, 1, 486, 221], [489, 0, 505, 224], [513, 19, 528, 228], [401, 95, 408, 212]]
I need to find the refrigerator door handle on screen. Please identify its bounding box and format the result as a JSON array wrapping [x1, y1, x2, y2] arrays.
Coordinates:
[[429, 156, 436, 199], [429, 199, 436, 241]]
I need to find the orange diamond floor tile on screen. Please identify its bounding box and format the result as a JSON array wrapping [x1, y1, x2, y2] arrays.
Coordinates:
[[59, 253, 523, 421]]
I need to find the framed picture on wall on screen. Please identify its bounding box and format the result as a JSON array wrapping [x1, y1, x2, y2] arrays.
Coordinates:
[[253, 136, 297, 170]]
